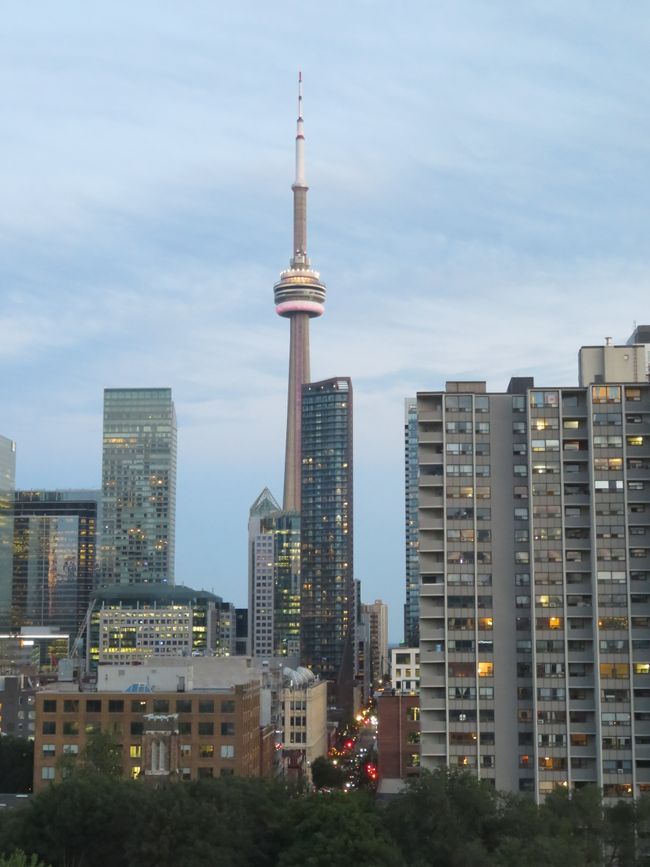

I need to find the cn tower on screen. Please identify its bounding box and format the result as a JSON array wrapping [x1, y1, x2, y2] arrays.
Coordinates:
[[274, 73, 326, 512]]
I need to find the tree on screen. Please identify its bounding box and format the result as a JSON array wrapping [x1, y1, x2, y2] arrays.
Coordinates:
[[57, 729, 122, 780], [0, 853, 49, 867], [0, 738, 34, 794], [310, 756, 345, 790], [278, 792, 404, 867]]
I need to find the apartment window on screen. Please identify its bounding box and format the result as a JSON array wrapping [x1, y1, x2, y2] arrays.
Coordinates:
[[176, 699, 192, 713], [513, 465, 528, 477], [108, 700, 124, 713], [41, 767, 55, 781], [198, 700, 215, 714], [63, 700, 79, 713], [62, 744, 78, 755], [514, 507, 529, 520], [199, 745, 214, 758], [198, 722, 214, 736], [220, 722, 235, 737], [42, 721, 56, 735], [593, 386, 621, 404], [129, 745, 142, 759], [220, 745, 235, 759], [42, 744, 55, 757], [513, 396, 526, 412], [130, 722, 143, 735], [221, 700, 236, 714], [43, 700, 56, 713], [407, 707, 420, 721], [131, 700, 147, 713]]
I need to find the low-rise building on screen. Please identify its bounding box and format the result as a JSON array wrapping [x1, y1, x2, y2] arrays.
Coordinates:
[[0, 674, 38, 737], [391, 647, 420, 693], [279, 667, 327, 783], [376, 692, 420, 796], [33, 657, 271, 791]]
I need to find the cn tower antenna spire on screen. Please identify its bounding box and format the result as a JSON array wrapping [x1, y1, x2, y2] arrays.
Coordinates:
[[273, 73, 327, 513]]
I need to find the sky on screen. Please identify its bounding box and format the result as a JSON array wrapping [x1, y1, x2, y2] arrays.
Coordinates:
[[1, 2, 649, 642]]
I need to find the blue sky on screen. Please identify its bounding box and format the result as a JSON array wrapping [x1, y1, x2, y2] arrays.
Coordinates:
[[1, 2, 649, 641]]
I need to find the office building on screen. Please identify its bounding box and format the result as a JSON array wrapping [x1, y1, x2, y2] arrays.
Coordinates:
[[101, 388, 177, 586], [247, 488, 280, 658], [86, 584, 227, 666], [404, 398, 421, 646], [11, 490, 100, 636], [300, 377, 354, 716], [34, 660, 269, 790], [273, 75, 327, 513], [235, 608, 248, 656], [262, 511, 301, 658], [0, 436, 16, 631], [0, 673, 38, 737], [0, 627, 70, 674], [417, 368, 650, 801]]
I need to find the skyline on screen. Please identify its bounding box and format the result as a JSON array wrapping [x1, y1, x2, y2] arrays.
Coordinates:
[[1, 3, 649, 641]]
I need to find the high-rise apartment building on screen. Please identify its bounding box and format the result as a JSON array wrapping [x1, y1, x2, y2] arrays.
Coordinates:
[[11, 490, 100, 635], [300, 377, 354, 715], [404, 398, 420, 646], [361, 599, 389, 685], [417, 368, 650, 801], [0, 436, 16, 631], [101, 388, 177, 586]]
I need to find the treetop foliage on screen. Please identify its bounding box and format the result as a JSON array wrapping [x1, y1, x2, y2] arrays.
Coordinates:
[[0, 769, 649, 867]]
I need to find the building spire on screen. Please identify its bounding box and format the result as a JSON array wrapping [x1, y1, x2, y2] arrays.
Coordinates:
[[292, 71, 308, 267]]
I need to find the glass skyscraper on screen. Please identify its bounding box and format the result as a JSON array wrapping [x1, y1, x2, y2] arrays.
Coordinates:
[[300, 377, 354, 715], [11, 489, 100, 636], [101, 388, 177, 586], [0, 436, 16, 631]]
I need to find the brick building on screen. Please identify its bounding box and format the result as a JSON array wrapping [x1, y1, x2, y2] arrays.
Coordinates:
[[377, 692, 420, 792]]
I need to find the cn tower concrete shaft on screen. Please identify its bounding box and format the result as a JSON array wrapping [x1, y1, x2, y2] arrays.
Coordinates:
[[283, 313, 310, 512]]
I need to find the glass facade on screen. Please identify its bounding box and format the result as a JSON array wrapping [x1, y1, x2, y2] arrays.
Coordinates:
[[12, 490, 100, 636], [0, 436, 16, 631], [101, 388, 177, 585], [260, 511, 301, 657], [300, 378, 353, 710]]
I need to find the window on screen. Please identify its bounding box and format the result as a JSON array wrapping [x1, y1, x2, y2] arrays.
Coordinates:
[[593, 386, 621, 404], [199, 745, 214, 758], [221, 700, 236, 714], [220, 745, 235, 759], [130, 722, 143, 735], [41, 767, 55, 781], [42, 721, 56, 735], [42, 744, 55, 757], [63, 744, 79, 755], [63, 700, 79, 713], [153, 699, 169, 713], [129, 745, 142, 759], [43, 700, 56, 713], [63, 721, 79, 735], [131, 700, 147, 713], [198, 700, 215, 714], [198, 722, 214, 736], [108, 700, 124, 713], [176, 699, 192, 713], [407, 707, 420, 722], [220, 722, 235, 737]]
